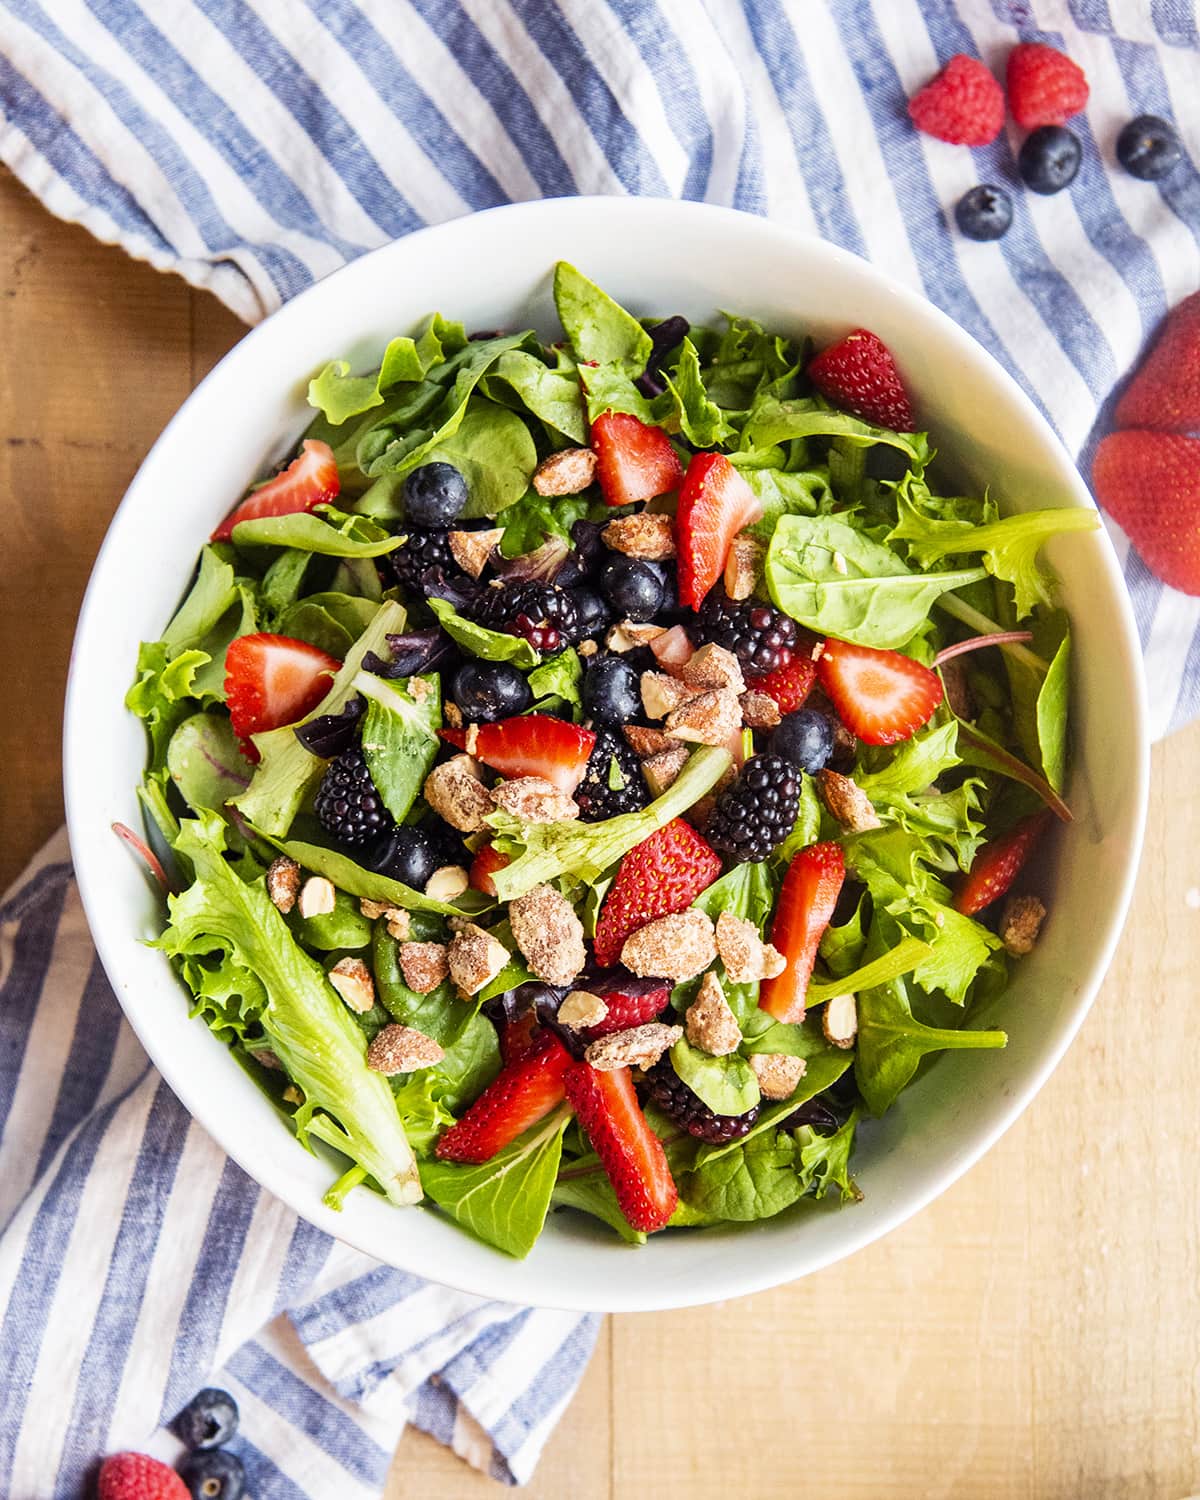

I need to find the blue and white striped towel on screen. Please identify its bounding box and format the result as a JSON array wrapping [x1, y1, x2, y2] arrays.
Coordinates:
[[1, 1, 1198, 1495]]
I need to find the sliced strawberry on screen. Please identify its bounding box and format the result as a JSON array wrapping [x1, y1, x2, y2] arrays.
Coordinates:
[[808, 329, 914, 432], [1113, 292, 1200, 437], [469, 841, 511, 897], [648, 624, 695, 674], [675, 453, 764, 610], [440, 715, 596, 794], [746, 650, 818, 715], [954, 810, 1052, 917], [1093, 430, 1200, 595], [224, 633, 340, 754], [563, 1062, 678, 1233], [499, 1009, 540, 1067], [759, 841, 845, 1024], [592, 818, 722, 968], [590, 411, 683, 508], [435, 1030, 572, 1163], [583, 974, 671, 1038], [816, 637, 942, 746], [211, 439, 339, 542]]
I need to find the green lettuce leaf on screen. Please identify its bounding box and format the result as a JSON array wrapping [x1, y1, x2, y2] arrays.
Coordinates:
[[306, 316, 456, 424], [481, 348, 587, 443], [669, 1038, 759, 1115], [527, 649, 582, 713], [744, 398, 930, 466], [278, 840, 487, 917], [855, 721, 961, 802], [127, 643, 211, 768], [553, 261, 652, 367], [423, 398, 539, 518], [794, 1108, 862, 1203], [166, 711, 251, 813], [551, 1168, 647, 1245], [664, 337, 735, 448], [356, 670, 441, 824], [279, 591, 379, 657], [428, 597, 540, 668], [231, 508, 403, 558]]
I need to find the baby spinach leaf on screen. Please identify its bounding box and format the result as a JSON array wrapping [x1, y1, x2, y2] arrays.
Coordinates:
[[819, 894, 868, 976], [664, 337, 735, 448], [261, 549, 313, 618], [496, 490, 596, 556], [669, 1039, 760, 1115], [424, 398, 539, 518], [292, 888, 373, 951], [372, 924, 480, 1046], [744, 397, 930, 467], [553, 261, 653, 367], [426, 1010, 501, 1114], [580, 360, 668, 425], [428, 597, 540, 668], [690, 859, 777, 930], [419, 1105, 571, 1259], [740, 464, 833, 537], [280, 591, 378, 657], [794, 1108, 862, 1203], [773, 776, 823, 868], [481, 348, 587, 443], [855, 978, 1006, 1117], [357, 670, 442, 824], [231, 508, 404, 559], [527, 649, 582, 711], [551, 1170, 646, 1245], [166, 711, 251, 813], [764, 514, 986, 650], [675, 1129, 803, 1224], [279, 839, 487, 918]]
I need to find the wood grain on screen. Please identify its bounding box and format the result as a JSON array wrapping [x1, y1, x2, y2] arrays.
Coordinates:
[[2, 166, 1197, 1499]]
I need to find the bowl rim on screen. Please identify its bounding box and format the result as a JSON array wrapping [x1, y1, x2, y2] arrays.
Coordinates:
[[64, 196, 1149, 1310]]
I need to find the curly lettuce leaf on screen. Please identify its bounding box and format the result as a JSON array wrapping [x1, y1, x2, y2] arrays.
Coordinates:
[[481, 347, 587, 443], [794, 1108, 862, 1203], [307, 315, 461, 425]]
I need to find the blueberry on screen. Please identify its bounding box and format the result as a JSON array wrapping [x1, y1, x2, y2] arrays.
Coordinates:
[[1018, 126, 1082, 194], [599, 558, 665, 622], [954, 184, 1013, 242], [179, 1448, 245, 1500], [402, 462, 468, 528], [771, 708, 836, 774], [452, 661, 532, 722], [366, 826, 438, 890], [1116, 114, 1183, 181], [171, 1388, 239, 1451], [572, 587, 611, 640], [581, 654, 641, 725]]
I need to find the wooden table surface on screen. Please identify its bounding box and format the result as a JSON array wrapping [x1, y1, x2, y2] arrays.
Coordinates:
[[3, 167, 1198, 1500]]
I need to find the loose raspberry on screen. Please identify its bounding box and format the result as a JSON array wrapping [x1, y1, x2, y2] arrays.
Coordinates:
[[98, 1452, 189, 1500], [1006, 42, 1089, 130], [908, 54, 1004, 146]]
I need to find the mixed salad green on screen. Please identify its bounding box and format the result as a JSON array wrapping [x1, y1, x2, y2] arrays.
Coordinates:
[[126, 262, 1094, 1257]]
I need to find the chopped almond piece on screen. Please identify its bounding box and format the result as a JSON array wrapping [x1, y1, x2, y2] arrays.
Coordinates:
[[398, 941, 449, 995], [557, 990, 610, 1029], [297, 876, 336, 919], [641, 743, 690, 797], [620, 909, 717, 981], [367, 1024, 445, 1076], [423, 754, 493, 833], [816, 769, 881, 832], [602, 512, 677, 560], [685, 971, 741, 1057], [509, 884, 587, 986], [715, 910, 786, 984], [608, 620, 667, 654], [266, 856, 301, 914], [447, 923, 510, 997], [681, 643, 745, 696], [328, 956, 375, 1014], [724, 534, 764, 601], [532, 447, 597, 496], [1000, 894, 1046, 957], [641, 670, 696, 720], [449, 527, 503, 579], [822, 993, 858, 1049], [740, 690, 781, 730], [584, 1022, 683, 1072], [491, 776, 579, 823], [665, 689, 742, 746], [749, 1052, 807, 1101], [424, 865, 469, 901], [623, 724, 675, 758]]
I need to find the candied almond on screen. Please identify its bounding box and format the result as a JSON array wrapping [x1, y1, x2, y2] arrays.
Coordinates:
[[822, 993, 858, 1049], [533, 446, 597, 496], [620, 909, 717, 981], [602, 512, 677, 561], [509, 884, 587, 986], [584, 1022, 683, 1072], [425, 864, 469, 900], [609, 620, 667, 654], [623, 724, 674, 758], [558, 990, 609, 1029], [448, 923, 510, 997], [423, 754, 493, 833], [740, 690, 781, 730], [398, 941, 449, 995], [749, 1052, 807, 1101], [641, 744, 690, 797], [367, 1023, 445, 1076], [665, 688, 742, 746], [491, 776, 579, 823], [681, 643, 745, 696], [685, 971, 741, 1057], [266, 855, 301, 914], [641, 670, 696, 720], [715, 910, 785, 984], [328, 956, 376, 1013], [1000, 894, 1046, 957], [297, 876, 336, 919], [724, 534, 764, 601], [449, 527, 503, 579], [385, 909, 412, 942], [816, 769, 881, 832]]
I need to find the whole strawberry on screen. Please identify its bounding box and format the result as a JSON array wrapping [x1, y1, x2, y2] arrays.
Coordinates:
[[98, 1452, 189, 1500], [1114, 292, 1200, 436], [1092, 430, 1200, 596], [908, 54, 1005, 146], [808, 329, 914, 432], [1006, 42, 1089, 129]]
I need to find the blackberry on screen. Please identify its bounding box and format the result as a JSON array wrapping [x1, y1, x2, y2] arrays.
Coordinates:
[[644, 1058, 760, 1144], [706, 753, 802, 862], [315, 746, 394, 847], [385, 527, 462, 595], [575, 730, 648, 822], [697, 589, 798, 675], [473, 581, 580, 654]]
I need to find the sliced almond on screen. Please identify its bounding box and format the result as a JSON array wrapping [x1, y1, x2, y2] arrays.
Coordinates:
[[297, 876, 336, 919], [822, 993, 858, 1049], [449, 527, 503, 579], [328, 956, 376, 1014], [425, 864, 469, 901]]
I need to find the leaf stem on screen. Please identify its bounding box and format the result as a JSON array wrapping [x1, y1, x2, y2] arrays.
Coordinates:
[[112, 821, 174, 894], [937, 595, 1048, 677], [934, 631, 1033, 668]]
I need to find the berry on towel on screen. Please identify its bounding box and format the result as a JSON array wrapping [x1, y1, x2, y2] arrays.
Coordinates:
[[1018, 125, 1082, 194], [955, 184, 1014, 242], [1092, 430, 1200, 596], [97, 1452, 188, 1500], [808, 329, 914, 432], [1005, 42, 1089, 129], [178, 1448, 246, 1500], [1113, 292, 1200, 436], [1115, 114, 1184, 181], [907, 53, 1004, 146], [170, 1387, 239, 1451]]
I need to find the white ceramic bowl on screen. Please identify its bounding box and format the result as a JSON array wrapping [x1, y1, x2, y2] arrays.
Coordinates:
[[64, 198, 1148, 1312]]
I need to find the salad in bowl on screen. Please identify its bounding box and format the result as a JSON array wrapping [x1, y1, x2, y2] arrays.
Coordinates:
[[125, 261, 1096, 1258]]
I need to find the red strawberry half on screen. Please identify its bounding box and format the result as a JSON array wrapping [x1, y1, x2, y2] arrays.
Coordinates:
[[954, 810, 1052, 916], [499, 1009, 540, 1067], [746, 650, 818, 715], [760, 840, 845, 1024], [583, 974, 671, 1038], [435, 1029, 572, 1163], [592, 818, 722, 968], [675, 453, 764, 609], [1006, 42, 1089, 130], [1092, 430, 1200, 595], [440, 715, 596, 794], [1114, 292, 1200, 437], [590, 410, 683, 508], [563, 1062, 678, 1233], [211, 439, 339, 542], [808, 329, 914, 432], [98, 1452, 188, 1500], [907, 53, 1004, 146], [469, 841, 511, 897], [816, 637, 942, 746], [224, 633, 341, 753]]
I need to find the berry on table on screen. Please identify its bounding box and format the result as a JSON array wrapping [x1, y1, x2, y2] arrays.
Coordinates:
[[696, 589, 798, 675], [954, 184, 1013, 242], [771, 707, 837, 773], [808, 329, 914, 431], [581, 653, 642, 726], [402, 461, 468, 528], [315, 745, 393, 847], [907, 53, 1005, 146], [178, 1447, 246, 1500], [1018, 125, 1082, 194], [98, 1452, 188, 1500], [574, 729, 649, 822], [705, 753, 803, 863], [643, 1056, 760, 1143], [1115, 114, 1183, 181], [170, 1387, 239, 1451], [1005, 42, 1089, 129], [366, 824, 439, 889], [599, 556, 666, 622], [451, 660, 532, 722]]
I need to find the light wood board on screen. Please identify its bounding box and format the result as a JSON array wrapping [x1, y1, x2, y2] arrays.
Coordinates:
[[2, 168, 1196, 1500]]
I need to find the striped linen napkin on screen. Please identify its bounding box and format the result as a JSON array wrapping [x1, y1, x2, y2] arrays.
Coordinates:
[[0, 835, 598, 1496]]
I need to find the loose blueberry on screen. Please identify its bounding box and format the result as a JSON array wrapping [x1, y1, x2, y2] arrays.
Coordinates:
[[572, 587, 611, 641], [1018, 125, 1081, 194], [581, 654, 641, 726], [1116, 114, 1183, 181], [954, 184, 1013, 241], [402, 462, 468, 528], [599, 557, 665, 622], [770, 708, 836, 774], [452, 661, 532, 722], [179, 1447, 246, 1500], [171, 1388, 239, 1451], [367, 826, 438, 890]]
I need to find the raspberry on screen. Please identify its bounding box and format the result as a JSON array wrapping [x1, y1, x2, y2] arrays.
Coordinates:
[[705, 753, 803, 863], [98, 1453, 189, 1500], [1006, 42, 1088, 130], [908, 54, 1004, 146], [574, 730, 649, 823], [473, 581, 580, 654], [696, 589, 799, 675], [315, 745, 394, 847], [643, 1058, 760, 1143]]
